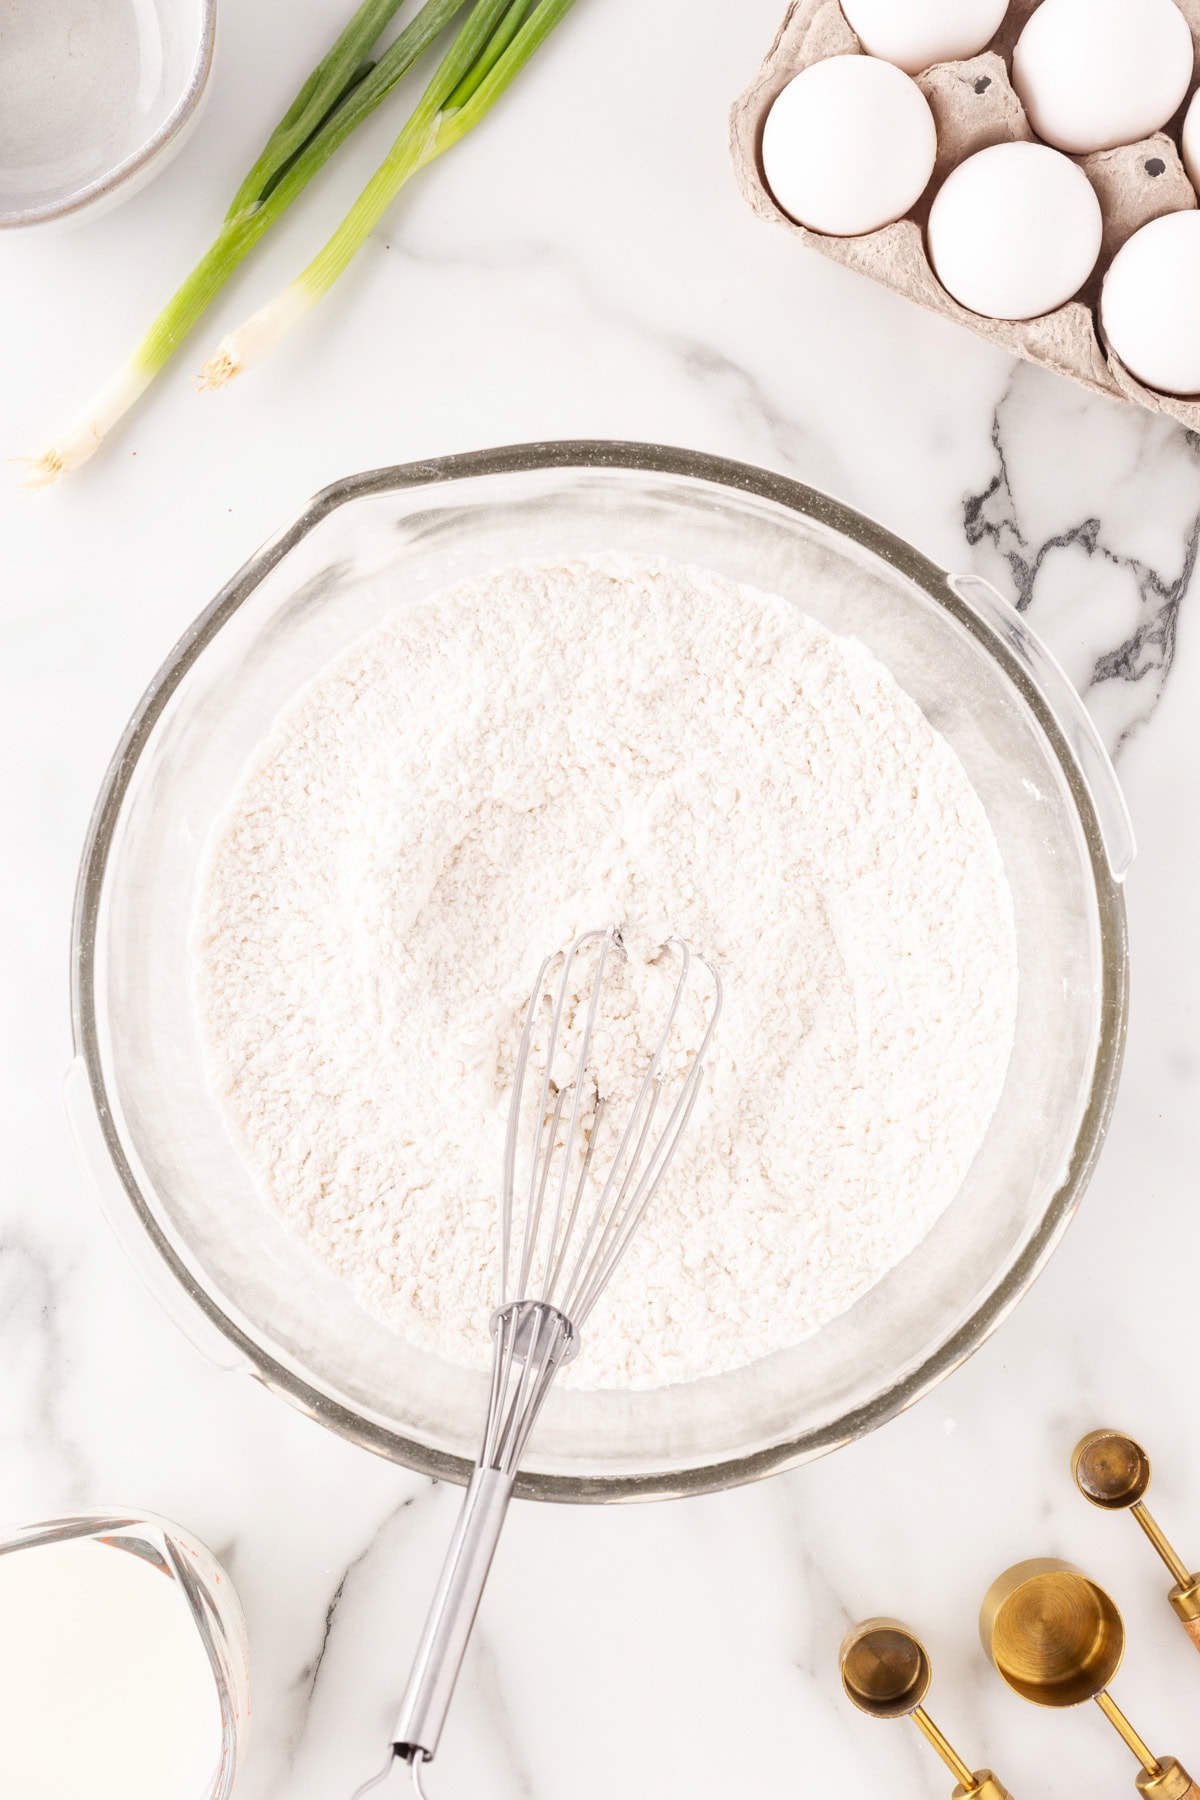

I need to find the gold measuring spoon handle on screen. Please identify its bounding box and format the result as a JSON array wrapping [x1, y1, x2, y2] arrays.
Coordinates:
[[911, 1710, 1013, 1799], [911, 1706, 976, 1788], [1094, 1690, 1161, 1775], [1129, 1505, 1200, 1653], [1092, 1691, 1200, 1800], [1131, 1503, 1194, 1589]]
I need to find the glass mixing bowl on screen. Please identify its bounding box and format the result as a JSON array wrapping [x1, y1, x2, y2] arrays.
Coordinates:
[[68, 442, 1132, 1501]]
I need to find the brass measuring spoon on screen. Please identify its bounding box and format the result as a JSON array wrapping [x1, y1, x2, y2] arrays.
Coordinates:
[[981, 1558, 1197, 1800], [1073, 1430, 1200, 1653], [840, 1617, 1013, 1799]]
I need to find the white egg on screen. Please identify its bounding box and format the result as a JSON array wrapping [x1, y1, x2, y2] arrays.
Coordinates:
[[926, 141, 1102, 319], [840, 0, 1010, 76], [1013, 0, 1194, 155], [1101, 210, 1200, 394], [1183, 87, 1200, 190], [762, 56, 937, 237]]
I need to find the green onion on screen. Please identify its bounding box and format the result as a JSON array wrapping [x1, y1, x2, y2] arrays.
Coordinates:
[[25, 0, 467, 487], [197, 0, 578, 392]]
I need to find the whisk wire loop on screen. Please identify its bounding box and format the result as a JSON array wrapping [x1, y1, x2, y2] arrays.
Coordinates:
[[542, 1095, 605, 1301], [574, 1041, 713, 1327], [558, 1076, 654, 1322], [511, 928, 614, 1304], [498, 951, 551, 1308], [502, 930, 721, 1330], [538, 929, 616, 1303]]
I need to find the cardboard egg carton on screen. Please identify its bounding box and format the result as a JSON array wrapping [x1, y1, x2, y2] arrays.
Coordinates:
[[730, 0, 1200, 424]]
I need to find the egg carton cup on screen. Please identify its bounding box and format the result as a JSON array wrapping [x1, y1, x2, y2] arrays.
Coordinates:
[[730, 0, 1200, 425]]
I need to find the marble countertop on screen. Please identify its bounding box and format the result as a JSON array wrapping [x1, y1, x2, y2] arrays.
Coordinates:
[[3, 2, 1199, 1795]]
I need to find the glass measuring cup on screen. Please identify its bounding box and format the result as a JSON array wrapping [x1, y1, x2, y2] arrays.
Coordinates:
[[0, 1510, 249, 1800]]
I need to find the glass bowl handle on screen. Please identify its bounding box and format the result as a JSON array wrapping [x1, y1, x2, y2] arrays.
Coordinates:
[[949, 572, 1136, 883], [63, 1058, 250, 1375]]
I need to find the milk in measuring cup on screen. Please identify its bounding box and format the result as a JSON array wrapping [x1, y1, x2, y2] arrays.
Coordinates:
[[0, 1528, 234, 1800]]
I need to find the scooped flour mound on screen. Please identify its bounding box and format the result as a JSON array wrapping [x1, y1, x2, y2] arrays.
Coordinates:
[[196, 554, 1018, 1389]]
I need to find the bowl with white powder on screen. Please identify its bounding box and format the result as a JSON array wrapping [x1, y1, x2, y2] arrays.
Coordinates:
[[70, 442, 1131, 1499], [0, 0, 216, 230]]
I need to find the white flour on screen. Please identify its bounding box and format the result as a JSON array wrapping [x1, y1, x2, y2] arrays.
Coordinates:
[[196, 555, 1018, 1389]]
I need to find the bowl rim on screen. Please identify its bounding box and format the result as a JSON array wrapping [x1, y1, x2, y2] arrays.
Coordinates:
[[69, 439, 1130, 1502], [0, 0, 217, 230]]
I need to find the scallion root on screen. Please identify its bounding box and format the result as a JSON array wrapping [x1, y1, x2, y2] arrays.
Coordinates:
[[21, 359, 155, 486]]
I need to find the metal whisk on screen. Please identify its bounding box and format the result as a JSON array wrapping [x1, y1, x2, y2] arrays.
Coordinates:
[[353, 926, 721, 1798]]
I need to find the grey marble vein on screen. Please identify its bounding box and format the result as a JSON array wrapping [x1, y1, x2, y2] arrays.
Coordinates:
[[0, 1235, 90, 1505], [465, 1629, 537, 1800], [376, 233, 849, 493], [963, 407, 1200, 747], [677, 339, 839, 479], [266, 1486, 429, 1794]]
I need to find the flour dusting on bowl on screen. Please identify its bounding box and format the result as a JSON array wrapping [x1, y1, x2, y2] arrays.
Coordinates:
[[195, 553, 1018, 1389]]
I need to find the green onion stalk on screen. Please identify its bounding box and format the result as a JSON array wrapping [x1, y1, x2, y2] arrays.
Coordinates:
[[24, 0, 467, 487], [198, 0, 577, 391]]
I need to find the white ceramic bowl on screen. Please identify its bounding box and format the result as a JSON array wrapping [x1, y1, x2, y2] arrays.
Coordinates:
[[68, 443, 1132, 1501], [0, 0, 216, 229]]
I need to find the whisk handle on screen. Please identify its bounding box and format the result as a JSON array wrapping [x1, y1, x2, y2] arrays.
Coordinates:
[[392, 1464, 515, 1765]]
